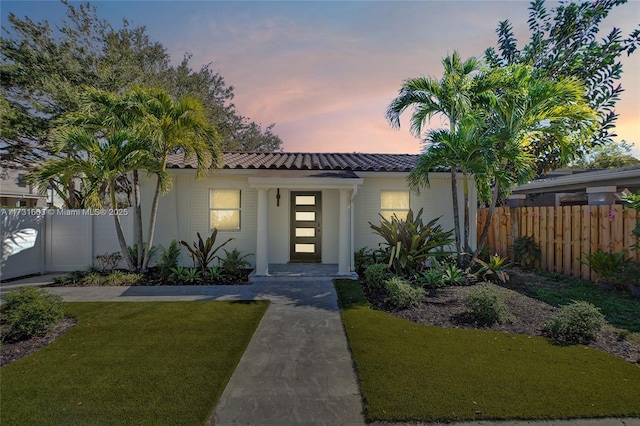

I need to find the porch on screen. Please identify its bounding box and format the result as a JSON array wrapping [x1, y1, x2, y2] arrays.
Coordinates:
[[249, 263, 358, 283]]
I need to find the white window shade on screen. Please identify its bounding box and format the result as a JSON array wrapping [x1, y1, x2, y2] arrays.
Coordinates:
[[380, 190, 410, 221], [210, 189, 241, 231], [210, 189, 241, 209]]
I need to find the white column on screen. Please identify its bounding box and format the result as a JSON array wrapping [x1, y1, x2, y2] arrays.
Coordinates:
[[338, 188, 350, 275], [255, 188, 269, 276]]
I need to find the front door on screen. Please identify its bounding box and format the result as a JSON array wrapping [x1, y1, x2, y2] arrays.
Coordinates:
[[290, 191, 322, 263]]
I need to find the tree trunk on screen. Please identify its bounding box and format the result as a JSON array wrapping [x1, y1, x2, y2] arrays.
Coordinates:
[[142, 172, 163, 271], [132, 170, 143, 271], [110, 183, 135, 271], [462, 170, 470, 265], [450, 168, 463, 263], [470, 179, 500, 265]]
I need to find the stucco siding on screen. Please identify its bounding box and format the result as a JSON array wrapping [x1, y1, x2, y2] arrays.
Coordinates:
[[139, 169, 476, 269], [354, 172, 476, 254]]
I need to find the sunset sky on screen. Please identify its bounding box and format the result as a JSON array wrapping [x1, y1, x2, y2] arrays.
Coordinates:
[[3, 1, 639, 156]]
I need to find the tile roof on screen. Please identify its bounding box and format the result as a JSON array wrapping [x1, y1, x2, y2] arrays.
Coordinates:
[[166, 152, 419, 172]]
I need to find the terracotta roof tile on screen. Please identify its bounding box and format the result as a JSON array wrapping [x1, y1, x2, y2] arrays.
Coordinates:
[[166, 152, 419, 172]]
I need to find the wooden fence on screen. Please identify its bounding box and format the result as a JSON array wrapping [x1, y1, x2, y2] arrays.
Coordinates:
[[477, 205, 640, 281]]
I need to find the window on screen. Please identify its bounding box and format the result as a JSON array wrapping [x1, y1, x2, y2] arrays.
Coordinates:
[[380, 190, 410, 221], [210, 189, 241, 231], [17, 174, 27, 188]]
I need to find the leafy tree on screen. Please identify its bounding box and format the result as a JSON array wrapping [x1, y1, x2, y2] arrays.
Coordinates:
[[408, 115, 492, 258], [28, 128, 161, 271], [571, 139, 639, 169], [484, 0, 640, 173], [130, 87, 220, 271], [386, 51, 488, 263], [0, 1, 281, 170], [472, 65, 596, 264]]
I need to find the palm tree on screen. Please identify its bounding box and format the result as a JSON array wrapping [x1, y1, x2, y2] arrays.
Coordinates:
[[470, 65, 596, 264], [28, 128, 159, 271], [408, 115, 492, 259], [386, 51, 486, 263], [132, 88, 221, 271]]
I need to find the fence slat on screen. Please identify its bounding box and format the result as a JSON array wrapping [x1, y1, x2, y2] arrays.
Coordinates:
[[571, 205, 581, 278], [547, 206, 555, 272], [562, 206, 572, 276], [540, 208, 548, 270]]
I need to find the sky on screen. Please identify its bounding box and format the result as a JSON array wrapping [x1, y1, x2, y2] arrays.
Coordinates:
[[2, 0, 639, 156]]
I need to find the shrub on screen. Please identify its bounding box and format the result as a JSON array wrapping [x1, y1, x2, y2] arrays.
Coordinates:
[[512, 236, 541, 270], [475, 254, 511, 283], [415, 267, 446, 289], [578, 249, 630, 283], [95, 252, 123, 272], [354, 247, 383, 275], [104, 271, 142, 286], [169, 266, 202, 284], [180, 229, 234, 271], [384, 277, 425, 310], [1, 287, 64, 341], [157, 240, 181, 279], [219, 248, 251, 281], [442, 263, 467, 286], [369, 208, 455, 275], [364, 263, 393, 289], [465, 284, 512, 324], [547, 301, 605, 344]]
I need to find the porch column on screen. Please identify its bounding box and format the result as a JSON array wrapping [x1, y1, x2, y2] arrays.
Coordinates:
[[256, 188, 269, 276], [338, 188, 350, 275]]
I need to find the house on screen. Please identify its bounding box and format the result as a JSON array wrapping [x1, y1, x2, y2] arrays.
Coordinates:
[[509, 165, 640, 207], [140, 152, 477, 278], [0, 167, 49, 208]]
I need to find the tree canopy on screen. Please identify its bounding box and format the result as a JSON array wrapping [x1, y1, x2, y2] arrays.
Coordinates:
[[0, 1, 282, 169], [484, 0, 639, 173]]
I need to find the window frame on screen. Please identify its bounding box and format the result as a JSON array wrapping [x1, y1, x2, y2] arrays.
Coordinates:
[[209, 188, 242, 232], [380, 190, 410, 221]]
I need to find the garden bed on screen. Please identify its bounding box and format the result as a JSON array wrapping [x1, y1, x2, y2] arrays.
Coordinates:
[[44, 267, 253, 287], [361, 269, 640, 365]]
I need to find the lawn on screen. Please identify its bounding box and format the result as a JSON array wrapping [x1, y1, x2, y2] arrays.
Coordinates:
[[0, 301, 269, 426], [335, 279, 640, 423]]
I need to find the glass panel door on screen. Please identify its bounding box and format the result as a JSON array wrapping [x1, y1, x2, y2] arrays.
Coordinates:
[[290, 191, 322, 263]]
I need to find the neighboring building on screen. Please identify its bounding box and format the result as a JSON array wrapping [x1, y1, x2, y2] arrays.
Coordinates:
[[509, 165, 640, 207], [0, 168, 49, 208], [138, 152, 478, 277]]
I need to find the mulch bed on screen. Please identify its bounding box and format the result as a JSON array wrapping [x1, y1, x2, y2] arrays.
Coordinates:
[[1, 317, 76, 366], [361, 271, 640, 365]]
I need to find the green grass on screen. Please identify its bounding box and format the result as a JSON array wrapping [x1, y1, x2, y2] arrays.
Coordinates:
[[515, 271, 640, 332], [335, 279, 640, 423], [1, 301, 269, 426]]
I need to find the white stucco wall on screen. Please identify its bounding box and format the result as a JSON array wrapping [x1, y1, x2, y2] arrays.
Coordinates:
[[138, 169, 476, 268], [353, 172, 477, 254]]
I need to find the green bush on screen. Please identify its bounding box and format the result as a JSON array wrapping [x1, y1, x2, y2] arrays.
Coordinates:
[[384, 277, 425, 310], [1, 287, 64, 341], [364, 263, 393, 289], [547, 301, 605, 344], [512, 236, 541, 270], [219, 248, 251, 281], [157, 240, 181, 279], [369, 208, 455, 275], [465, 284, 512, 324]]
